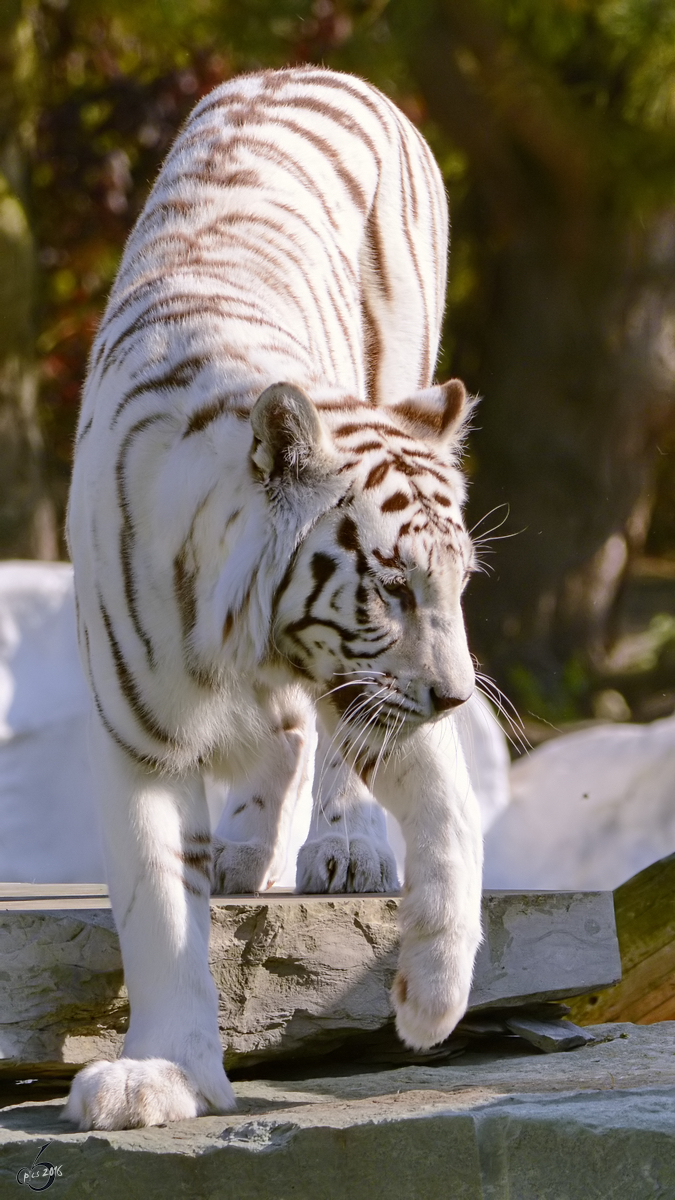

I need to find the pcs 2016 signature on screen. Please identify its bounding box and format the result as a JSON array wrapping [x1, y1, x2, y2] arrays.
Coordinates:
[[16, 1143, 63, 1191]]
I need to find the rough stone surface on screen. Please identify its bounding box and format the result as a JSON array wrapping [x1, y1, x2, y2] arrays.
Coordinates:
[[0, 890, 620, 1069], [1, 1024, 673, 1199]]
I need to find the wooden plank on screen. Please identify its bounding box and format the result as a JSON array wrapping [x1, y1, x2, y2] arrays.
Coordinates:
[[568, 852, 675, 1025], [0, 883, 109, 900]]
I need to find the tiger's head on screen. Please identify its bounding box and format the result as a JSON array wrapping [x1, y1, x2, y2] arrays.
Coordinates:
[[251, 380, 475, 763]]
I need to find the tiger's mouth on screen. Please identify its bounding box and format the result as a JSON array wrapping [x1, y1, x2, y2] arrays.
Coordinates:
[[320, 671, 426, 762]]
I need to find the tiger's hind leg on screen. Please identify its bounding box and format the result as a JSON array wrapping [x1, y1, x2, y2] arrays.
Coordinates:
[[211, 689, 314, 894], [296, 719, 399, 894], [62, 713, 234, 1131]]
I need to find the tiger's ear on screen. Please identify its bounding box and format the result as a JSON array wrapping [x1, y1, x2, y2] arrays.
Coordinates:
[[388, 379, 475, 444], [250, 382, 331, 482]]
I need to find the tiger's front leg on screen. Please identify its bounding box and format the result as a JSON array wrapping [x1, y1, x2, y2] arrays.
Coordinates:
[[371, 717, 483, 1048], [296, 719, 398, 894], [63, 714, 235, 1131], [211, 690, 314, 894]]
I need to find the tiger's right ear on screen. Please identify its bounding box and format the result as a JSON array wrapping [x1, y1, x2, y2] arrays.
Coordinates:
[[250, 382, 331, 483], [388, 379, 476, 446]]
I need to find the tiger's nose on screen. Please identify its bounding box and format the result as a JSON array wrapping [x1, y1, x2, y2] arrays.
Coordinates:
[[429, 686, 471, 714]]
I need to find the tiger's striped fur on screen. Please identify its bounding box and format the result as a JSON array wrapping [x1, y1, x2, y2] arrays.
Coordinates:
[[65, 66, 482, 1132]]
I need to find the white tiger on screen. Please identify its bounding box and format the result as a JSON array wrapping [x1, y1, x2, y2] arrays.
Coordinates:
[[64, 65, 483, 1131]]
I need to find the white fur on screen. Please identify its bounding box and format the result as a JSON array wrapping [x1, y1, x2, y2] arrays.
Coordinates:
[[65, 67, 484, 1129], [62, 1058, 222, 1130]]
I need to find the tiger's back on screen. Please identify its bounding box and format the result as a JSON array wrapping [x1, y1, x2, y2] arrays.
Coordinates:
[[82, 65, 446, 416]]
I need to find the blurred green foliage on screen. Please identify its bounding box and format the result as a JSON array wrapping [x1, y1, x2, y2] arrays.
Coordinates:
[[31, 0, 675, 482], [509, 654, 591, 726]]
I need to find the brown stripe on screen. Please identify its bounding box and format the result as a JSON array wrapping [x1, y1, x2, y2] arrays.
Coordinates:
[[100, 292, 240, 374], [174, 848, 212, 879], [111, 356, 207, 426], [361, 289, 382, 406], [96, 273, 185, 345], [193, 80, 384, 167], [183, 399, 233, 438], [185, 830, 211, 845], [367, 206, 392, 303], [224, 199, 357, 289], [381, 491, 410, 513], [90, 680, 162, 771], [275, 94, 381, 164], [101, 292, 309, 379], [201, 219, 342, 374], [290, 71, 395, 140], [399, 132, 419, 224], [99, 597, 175, 747], [186, 87, 270, 123], [397, 149, 430, 388], [75, 416, 93, 448], [262, 115, 368, 212], [315, 399, 366, 413], [180, 166, 263, 191], [131, 195, 194, 237], [364, 460, 390, 489], [194, 132, 343, 235], [116, 413, 165, 667], [173, 546, 197, 646], [334, 421, 390, 438]]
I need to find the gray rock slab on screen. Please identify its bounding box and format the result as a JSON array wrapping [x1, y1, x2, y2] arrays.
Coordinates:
[[1, 1023, 674, 1199], [503, 1015, 593, 1052], [0, 889, 620, 1071]]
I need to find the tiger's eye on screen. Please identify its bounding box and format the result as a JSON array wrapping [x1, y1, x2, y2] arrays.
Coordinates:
[[381, 578, 414, 610]]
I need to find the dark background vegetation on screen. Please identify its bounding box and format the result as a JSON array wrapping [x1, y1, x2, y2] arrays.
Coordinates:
[[2, 0, 675, 737]]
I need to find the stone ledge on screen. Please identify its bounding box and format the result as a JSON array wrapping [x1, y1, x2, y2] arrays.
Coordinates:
[[0, 889, 621, 1069], [1, 1023, 673, 1199]]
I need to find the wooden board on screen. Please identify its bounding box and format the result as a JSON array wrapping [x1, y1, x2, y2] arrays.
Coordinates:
[[568, 852, 675, 1025]]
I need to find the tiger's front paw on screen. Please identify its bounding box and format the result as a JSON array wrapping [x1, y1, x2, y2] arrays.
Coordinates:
[[392, 929, 479, 1050], [296, 834, 398, 894], [61, 1057, 236, 1131], [211, 839, 270, 894]]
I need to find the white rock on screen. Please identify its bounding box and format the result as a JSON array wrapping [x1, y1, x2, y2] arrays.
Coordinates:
[[484, 714, 675, 891], [0, 563, 104, 883], [0, 561, 91, 740]]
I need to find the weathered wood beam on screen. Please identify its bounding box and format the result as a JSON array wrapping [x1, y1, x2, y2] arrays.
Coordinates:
[[568, 852, 675, 1025]]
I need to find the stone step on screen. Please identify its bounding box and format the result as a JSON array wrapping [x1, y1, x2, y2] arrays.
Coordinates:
[[0, 886, 620, 1071], [1, 1023, 674, 1199]]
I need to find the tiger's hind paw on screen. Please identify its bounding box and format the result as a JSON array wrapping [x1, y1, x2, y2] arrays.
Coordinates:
[[296, 834, 398, 894], [61, 1058, 236, 1131], [211, 839, 270, 894]]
